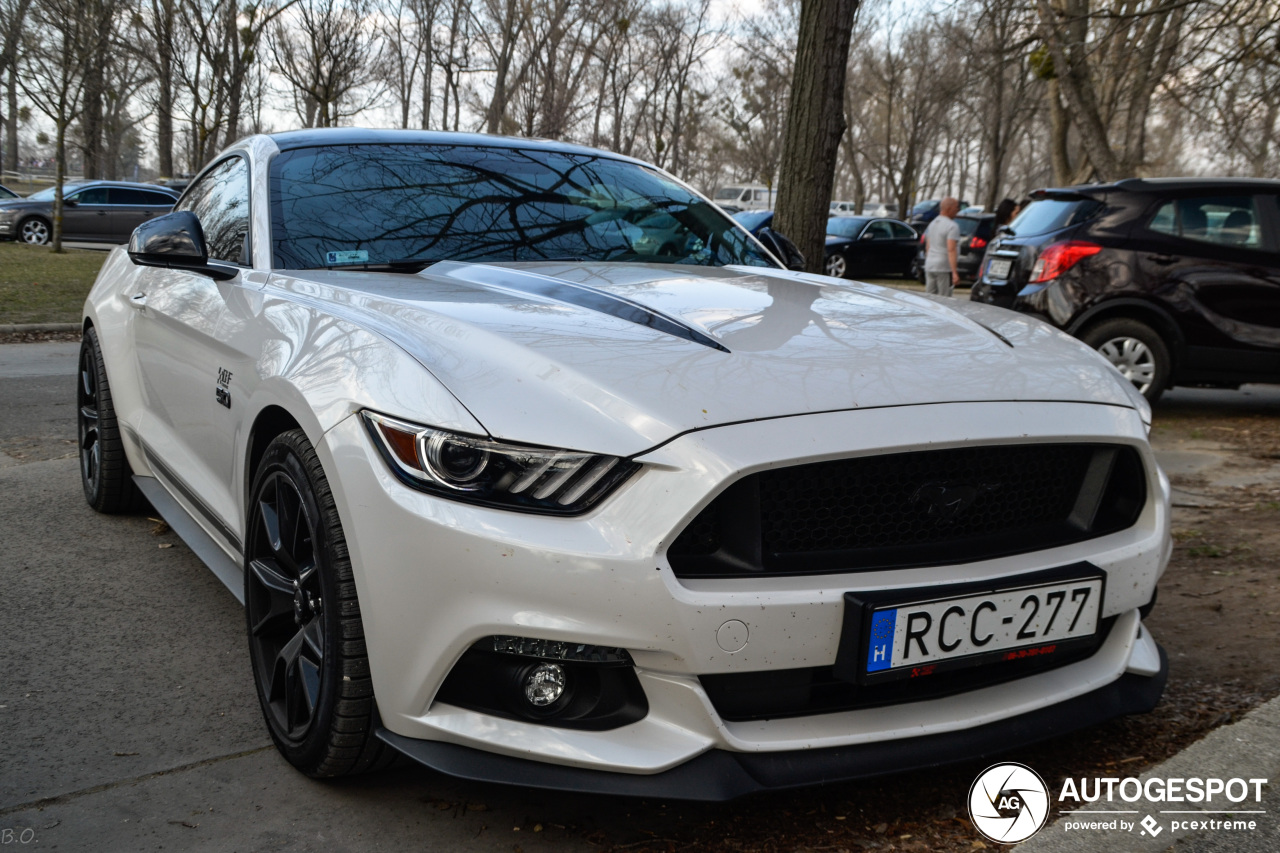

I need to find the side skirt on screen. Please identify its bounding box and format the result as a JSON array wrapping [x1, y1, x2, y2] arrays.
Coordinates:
[[133, 474, 245, 604]]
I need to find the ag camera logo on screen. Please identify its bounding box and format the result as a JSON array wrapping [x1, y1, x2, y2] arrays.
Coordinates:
[[969, 763, 1051, 843]]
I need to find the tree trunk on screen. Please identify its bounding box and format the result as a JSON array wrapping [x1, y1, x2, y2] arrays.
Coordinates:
[[53, 118, 67, 252], [81, 56, 104, 179], [1047, 78, 1071, 186], [4, 67, 17, 174], [774, 0, 861, 274]]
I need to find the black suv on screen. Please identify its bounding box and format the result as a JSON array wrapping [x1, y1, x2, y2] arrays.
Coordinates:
[[970, 178, 1280, 401]]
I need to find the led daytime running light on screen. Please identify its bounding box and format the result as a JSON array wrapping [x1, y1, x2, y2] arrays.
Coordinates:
[[361, 411, 635, 514]]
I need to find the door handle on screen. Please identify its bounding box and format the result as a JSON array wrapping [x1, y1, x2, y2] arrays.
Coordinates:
[[1147, 254, 1177, 265], [130, 292, 147, 309]]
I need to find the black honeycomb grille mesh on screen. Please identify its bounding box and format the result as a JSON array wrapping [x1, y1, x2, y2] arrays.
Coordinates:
[[668, 443, 1145, 577], [759, 444, 1091, 554]]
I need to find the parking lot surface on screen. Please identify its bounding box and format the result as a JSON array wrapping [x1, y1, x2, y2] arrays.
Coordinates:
[[3, 342, 1278, 852]]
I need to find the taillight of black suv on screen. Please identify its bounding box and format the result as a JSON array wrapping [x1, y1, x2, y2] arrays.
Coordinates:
[[971, 178, 1280, 402]]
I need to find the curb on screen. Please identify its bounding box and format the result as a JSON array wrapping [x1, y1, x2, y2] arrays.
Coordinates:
[[1018, 693, 1280, 851], [0, 323, 81, 333]]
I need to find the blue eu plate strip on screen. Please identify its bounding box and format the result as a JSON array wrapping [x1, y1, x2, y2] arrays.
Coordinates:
[[866, 608, 897, 672]]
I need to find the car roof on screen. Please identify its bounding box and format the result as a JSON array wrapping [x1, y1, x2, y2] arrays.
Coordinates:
[[66, 180, 179, 194], [1034, 177, 1280, 197], [263, 128, 646, 165]]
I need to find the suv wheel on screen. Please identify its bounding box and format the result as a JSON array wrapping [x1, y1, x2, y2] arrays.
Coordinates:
[[1081, 318, 1171, 403]]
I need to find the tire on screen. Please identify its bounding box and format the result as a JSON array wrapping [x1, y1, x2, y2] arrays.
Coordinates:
[[245, 429, 391, 777], [1080, 318, 1171, 403], [825, 252, 848, 279], [20, 217, 51, 245], [79, 327, 145, 513]]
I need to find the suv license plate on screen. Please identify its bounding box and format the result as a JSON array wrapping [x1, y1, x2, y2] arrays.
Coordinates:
[[863, 576, 1102, 678], [988, 258, 1013, 280]]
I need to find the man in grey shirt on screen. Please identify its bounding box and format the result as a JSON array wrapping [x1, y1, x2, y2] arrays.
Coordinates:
[[923, 197, 961, 296]]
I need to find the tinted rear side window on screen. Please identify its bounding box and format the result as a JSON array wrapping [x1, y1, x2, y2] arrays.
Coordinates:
[[111, 188, 176, 206], [1148, 196, 1263, 250], [1010, 198, 1102, 237]]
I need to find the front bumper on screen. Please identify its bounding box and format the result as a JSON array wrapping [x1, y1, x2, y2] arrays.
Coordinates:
[[379, 643, 1167, 800], [319, 399, 1170, 783]]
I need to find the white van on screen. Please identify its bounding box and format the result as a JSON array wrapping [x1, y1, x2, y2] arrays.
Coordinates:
[[713, 185, 776, 212]]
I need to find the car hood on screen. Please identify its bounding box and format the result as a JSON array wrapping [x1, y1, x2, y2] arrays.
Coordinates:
[[269, 261, 1137, 456]]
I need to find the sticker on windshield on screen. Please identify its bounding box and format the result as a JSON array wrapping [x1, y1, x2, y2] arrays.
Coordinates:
[[326, 250, 369, 265]]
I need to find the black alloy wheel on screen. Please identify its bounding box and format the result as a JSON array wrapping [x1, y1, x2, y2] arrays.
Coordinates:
[[78, 327, 142, 513], [245, 429, 390, 777]]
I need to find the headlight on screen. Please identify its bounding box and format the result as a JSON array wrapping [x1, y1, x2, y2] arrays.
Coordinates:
[[361, 411, 637, 514]]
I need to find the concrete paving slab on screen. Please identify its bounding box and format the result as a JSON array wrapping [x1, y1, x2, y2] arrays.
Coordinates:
[[1017, 696, 1280, 852]]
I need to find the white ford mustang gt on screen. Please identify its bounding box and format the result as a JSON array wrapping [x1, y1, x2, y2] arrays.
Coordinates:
[[79, 129, 1169, 799]]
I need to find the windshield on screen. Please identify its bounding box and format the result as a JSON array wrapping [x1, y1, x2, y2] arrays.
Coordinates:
[[270, 145, 775, 270], [911, 200, 937, 216], [826, 217, 869, 239], [1009, 198, 1102, 236], [714, 187, 743, 200]]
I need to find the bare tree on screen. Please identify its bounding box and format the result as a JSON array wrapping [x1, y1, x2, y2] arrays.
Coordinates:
[[19, 0, 112, 249], [271, 0, 385, 128], [0, 0, 32, 173], [379, 0, 434, 128], [1034, 0, 1188, 181], [775, 0, 861, 273]]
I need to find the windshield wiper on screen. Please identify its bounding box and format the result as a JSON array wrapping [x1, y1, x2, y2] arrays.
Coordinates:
[[305, 257, 438, 273]]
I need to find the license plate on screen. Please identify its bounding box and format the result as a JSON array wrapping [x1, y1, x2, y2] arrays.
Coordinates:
[[833, 567, 1105, 684], [988, 258, 1013, 280]]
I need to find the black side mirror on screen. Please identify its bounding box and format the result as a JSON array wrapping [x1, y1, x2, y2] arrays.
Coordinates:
[[62, 197, 78, 207], [128, 211, 237, 280], [860, 231, 876, 241], [756, 227, 807, 272]]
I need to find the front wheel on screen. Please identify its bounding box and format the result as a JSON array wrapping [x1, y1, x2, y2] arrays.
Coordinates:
[[79, 328, 144, 513], [1080, 318, 1171, 403], [825, 252, 848, 279], [20, 217, 51, 245], [245, 429, 390, 777]]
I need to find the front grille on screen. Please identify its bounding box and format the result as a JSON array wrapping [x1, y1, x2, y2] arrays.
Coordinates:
[[668, 443, 1145, 578]]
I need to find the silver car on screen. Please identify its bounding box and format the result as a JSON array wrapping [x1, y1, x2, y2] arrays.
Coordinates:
[[0, 180, 178, 245]]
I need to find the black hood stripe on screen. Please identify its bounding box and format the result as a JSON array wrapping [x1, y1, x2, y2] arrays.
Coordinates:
[[428, 262, 730, 353]]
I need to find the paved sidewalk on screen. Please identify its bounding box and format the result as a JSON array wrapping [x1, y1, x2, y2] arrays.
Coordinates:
[[1019, 696, 1280, 852]]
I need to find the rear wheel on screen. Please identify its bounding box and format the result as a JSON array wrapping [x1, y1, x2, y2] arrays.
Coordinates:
[[245, 429, 391, 777], [1080, 318, 1171, 403], [79, 327, 144, 513]]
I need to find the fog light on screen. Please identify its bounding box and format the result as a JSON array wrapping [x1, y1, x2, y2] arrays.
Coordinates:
[[524, 663, 566, 707]]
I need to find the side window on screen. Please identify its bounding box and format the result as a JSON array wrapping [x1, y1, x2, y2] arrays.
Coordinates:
[[1148, 196, 1262, 250], [71, 187, 109, 205], [111, 188, 177, 206], [889, 222, 916, 240], [866, 221, 893, 240], [178, 157, 250, 265]]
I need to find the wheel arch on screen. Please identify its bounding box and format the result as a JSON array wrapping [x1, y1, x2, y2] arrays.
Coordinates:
[[244, 404, 306, 505], [1066, 298, 1186, 379]]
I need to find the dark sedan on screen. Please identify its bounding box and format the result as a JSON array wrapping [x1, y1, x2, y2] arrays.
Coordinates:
[[824, 216, 918, 278], [0, 180, 179, 245]]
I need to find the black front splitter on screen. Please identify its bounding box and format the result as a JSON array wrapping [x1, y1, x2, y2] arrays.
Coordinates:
[[379, 647, 1167, 802]]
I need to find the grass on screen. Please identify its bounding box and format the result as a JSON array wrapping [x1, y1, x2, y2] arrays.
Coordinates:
[[0, 242, 107, 325]]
